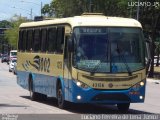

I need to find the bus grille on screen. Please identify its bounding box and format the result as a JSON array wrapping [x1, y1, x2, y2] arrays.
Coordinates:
[[92, 93, 131, 102], [82, 75, 138, 82]]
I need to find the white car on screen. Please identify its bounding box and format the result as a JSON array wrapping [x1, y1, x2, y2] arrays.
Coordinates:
[[9, 58, 17, 72], [13, 62, 17, 75]]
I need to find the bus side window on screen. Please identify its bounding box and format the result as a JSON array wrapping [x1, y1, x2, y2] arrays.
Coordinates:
[[22, 30, 27, 51], [48, 27, 57, 53], [64, 36, 68, 59], [18, 30, 22, 51], [27, 30, 33, 51], [41, 29, 47, 52], [33, 29, 40, 52], [57, 27, 64, 53]]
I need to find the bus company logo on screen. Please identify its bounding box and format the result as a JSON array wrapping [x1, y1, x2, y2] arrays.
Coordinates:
[[108, 83, 113, 88], [22, 55, 50, 72]]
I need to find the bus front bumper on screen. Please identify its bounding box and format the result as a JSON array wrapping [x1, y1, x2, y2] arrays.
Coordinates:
[[67, 79, 146, 104]]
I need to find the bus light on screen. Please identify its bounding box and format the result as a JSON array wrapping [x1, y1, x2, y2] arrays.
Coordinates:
[[76, 80, 89, 89], [77, 95, 81, 100], [140, 82, 144, 86], [76, 82, 81, 86], [139, 96, 143, 99]]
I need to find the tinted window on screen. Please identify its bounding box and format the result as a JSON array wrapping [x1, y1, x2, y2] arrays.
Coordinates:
[[48, 27, 57, 52], [18, 30, 22, 51], [22, 30, 27, 51], [34, 29, 40, 52], [57, 27, 64, 53], [27, 30, 33, 51], [41, 29, 47, 52]]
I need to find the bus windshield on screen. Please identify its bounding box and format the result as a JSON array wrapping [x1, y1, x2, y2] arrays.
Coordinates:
[[73, 27, 145, 73]]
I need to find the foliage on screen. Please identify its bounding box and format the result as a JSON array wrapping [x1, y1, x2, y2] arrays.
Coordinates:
[[42, 0, 132, 18], [4, 15, 27, 49], [0, 20, 12, 28]]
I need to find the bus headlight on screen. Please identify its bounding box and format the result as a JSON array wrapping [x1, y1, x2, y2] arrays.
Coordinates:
[[140, 81, 144, 86], [132, 80, 145, 91], [75, 80, 89, 89]]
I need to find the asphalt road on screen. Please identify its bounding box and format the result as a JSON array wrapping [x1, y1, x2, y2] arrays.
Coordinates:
[[0, 59, 160, 120]]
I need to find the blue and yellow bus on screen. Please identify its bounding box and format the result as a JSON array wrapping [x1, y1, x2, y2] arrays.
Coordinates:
[[17, 13, 146, 112]]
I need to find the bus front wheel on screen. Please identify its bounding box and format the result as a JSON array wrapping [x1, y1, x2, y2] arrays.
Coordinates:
[[117, 103, 130, 112]]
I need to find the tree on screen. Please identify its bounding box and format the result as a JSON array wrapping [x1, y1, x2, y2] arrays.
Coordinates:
[[4, 15, 27, 49], [0, 20, 12, 28], [42, 0, 130, 18], [138, 0, 160, 78], [41, 4, 55, 17]]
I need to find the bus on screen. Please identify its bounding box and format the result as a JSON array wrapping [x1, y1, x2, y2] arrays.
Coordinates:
[[17, 13, 147, 112]]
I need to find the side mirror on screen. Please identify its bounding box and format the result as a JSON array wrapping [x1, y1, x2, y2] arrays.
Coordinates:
[[68, 38, 74, 52]]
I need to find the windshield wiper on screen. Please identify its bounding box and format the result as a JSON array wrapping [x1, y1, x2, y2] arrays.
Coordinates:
[[116, 43, 132, 76], [90, 54, 108, 75]]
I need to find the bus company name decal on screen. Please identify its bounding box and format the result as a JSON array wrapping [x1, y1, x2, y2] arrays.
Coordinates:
[[22, 55, 50, 73]]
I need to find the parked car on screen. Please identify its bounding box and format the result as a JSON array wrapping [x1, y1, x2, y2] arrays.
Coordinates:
[[12, 62, 17, 75], [9, 58, 17, 72], [1, 54, 9, 63]]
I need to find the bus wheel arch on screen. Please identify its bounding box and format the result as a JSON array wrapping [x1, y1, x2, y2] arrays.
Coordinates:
[[28, 74, 37, 101], [56, 78, 66, 109]]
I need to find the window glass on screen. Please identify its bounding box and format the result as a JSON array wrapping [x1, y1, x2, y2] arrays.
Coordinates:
[[57, 27, 64, 53], [48, 28, 57, 52], [18, 30, 22, 51], [34, 29, 40, 52], [27, 30, 33, 51], [22, 30, 27, 51], [41, 29, 47, 52]]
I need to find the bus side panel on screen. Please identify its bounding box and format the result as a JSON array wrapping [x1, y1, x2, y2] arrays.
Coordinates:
[[17, 71, 29, 90], [17, 52, 64, 97], [33, 73, 57, 97]]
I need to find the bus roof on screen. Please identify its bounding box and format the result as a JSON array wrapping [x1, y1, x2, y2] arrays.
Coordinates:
[[19, 14, 142, 28], [10, 50, 17, 52]]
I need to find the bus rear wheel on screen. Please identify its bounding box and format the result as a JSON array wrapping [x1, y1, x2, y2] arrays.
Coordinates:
[[30, 90, 38, 101], [117, 103, 130, 112], [29, 78, 37, 101], [57, 84, 66, 109]]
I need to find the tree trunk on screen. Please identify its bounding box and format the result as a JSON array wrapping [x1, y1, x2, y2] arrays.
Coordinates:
[[148, 11, 160, 77]]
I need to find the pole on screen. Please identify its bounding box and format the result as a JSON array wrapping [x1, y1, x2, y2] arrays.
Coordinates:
[[41, 2, 43, 16], [31, 8, 32, 20], [89, 0, 93, 13], [130, 0, 132, 18], [137, 0, 140, 20]]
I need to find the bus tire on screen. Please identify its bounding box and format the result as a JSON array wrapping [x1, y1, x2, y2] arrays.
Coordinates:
[[29, 77, 37, 101], [57, 83, 66, 109], [117, 103, 130, 112], [39, 94, 47, 101]]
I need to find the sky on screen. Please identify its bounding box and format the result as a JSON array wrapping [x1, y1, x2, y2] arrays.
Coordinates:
[[0, 0, 52, 21]]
